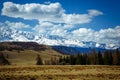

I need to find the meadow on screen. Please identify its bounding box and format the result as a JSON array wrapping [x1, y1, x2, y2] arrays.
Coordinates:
[[0, 65, 120, 80]]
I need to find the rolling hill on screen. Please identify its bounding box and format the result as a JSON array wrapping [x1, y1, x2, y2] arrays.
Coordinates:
[[0, 42, 65, 65]]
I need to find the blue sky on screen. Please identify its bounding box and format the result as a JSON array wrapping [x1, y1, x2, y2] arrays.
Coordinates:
[[0, 0, 120, 30], [0, 0, 120, 46]]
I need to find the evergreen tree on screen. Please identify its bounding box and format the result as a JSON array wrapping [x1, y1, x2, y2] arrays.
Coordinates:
[[82, 54, 88, 65], [97, 51, 104, 65], [0, 52, 10, 65], [86, 54, 90, 65], [59, 56, 68, 65], [90, 49, 97, 65], [36, 54, 43, 65], [76, 54, 81, 65], [59, 56, 63, 63], [65, 56, 70, 64], [113, 48, 120, 65], [104, 50, 113, 65], [70, 55, 76, 65]]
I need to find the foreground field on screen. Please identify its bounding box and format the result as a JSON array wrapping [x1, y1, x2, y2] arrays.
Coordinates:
[[0, 65, 120, 80]]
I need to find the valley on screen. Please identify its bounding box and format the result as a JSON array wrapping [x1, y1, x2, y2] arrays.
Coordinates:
[[0, 42, 120, 80]]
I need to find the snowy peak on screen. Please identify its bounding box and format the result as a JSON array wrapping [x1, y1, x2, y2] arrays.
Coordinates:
[[0, 26, 119, 49], [0, 26, 35, 41]]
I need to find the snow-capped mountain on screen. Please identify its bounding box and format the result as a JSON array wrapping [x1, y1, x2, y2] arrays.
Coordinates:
[[0, 26, 119, 49]]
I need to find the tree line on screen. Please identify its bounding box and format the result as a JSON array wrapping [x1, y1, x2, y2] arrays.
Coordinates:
[[58, 49, 120, 65]]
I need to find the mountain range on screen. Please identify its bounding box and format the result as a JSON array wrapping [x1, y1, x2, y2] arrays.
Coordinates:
[[0, 26, 119, 54]]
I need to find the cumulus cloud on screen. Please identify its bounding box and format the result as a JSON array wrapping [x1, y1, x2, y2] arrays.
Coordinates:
[[33, 22, 54, 34], [71, 28, 95, 41], [33, 21, 67, 36], [2, 2, 64, 23], [63, 10, 103, 24], [71, 26, 120, 46], [33, 20, 120, 46], [97, 26, 120, 44], [2, 2, 103, 24], [5, 21, 31, 30]]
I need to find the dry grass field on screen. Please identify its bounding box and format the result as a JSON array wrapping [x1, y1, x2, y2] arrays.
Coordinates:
[[0, 65, 120, 80]]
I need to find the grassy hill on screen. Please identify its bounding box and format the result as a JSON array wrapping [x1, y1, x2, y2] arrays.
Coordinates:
[[0, 42, 65, 65]]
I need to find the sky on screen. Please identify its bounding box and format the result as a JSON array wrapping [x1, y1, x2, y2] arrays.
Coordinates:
[[0, 0, 120, 46]]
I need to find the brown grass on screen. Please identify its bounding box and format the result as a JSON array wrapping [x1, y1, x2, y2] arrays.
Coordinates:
[[0, 65, 120, 80], [2, 49, 64, 66]]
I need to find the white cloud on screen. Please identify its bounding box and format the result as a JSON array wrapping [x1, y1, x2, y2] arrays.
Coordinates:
[[2, 2, 64, 23], [88, 10, 103, 17], [33, 20, 120, 46], [63, 10, 103, 24], [2, 2, 103, 24], [5, 21, 31, 30], [97, 26, 120, 44], [33, 21, 54, 34], [63, 14, 91, 24], [71, 28, 95, 41], [71, 26, 120, 46], [33, 21, 68, 36]]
